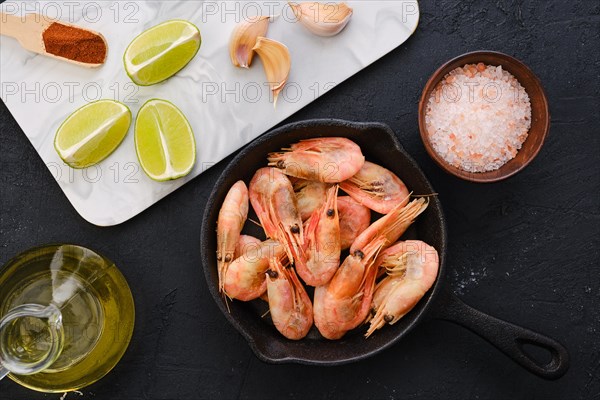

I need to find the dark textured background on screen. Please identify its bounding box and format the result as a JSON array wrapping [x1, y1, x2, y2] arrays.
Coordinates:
[[1, 1, 599, 399]]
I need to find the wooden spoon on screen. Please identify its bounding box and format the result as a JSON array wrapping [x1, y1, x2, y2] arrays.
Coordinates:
[[0, 13, 107, 68]]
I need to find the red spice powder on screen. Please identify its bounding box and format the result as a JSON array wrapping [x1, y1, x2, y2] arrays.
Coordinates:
[[42, 22, 107, 64]]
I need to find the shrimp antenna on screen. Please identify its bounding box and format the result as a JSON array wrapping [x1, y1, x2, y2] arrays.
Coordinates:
[[248, 218, 263, 228], [222, 293, 232, 313]]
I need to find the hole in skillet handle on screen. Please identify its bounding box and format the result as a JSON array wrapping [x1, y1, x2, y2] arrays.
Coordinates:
[[520, 341, 554, 366], [429, 287, 570, 380]]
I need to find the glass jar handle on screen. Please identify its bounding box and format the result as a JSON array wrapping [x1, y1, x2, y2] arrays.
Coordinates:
[[0, 303, 64, 380]]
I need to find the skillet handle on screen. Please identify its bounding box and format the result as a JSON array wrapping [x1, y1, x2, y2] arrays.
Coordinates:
[[429, 288, 569, 380]]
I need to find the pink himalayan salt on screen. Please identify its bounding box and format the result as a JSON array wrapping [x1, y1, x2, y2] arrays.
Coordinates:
[[425, 63, 531, 173]]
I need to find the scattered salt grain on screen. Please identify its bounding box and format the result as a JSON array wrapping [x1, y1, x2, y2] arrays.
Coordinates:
[[60, 391, 83, 400], [425, 63, 532, 172]]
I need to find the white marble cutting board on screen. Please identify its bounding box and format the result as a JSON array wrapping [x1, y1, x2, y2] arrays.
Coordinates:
[[0, 0, 419, 226]]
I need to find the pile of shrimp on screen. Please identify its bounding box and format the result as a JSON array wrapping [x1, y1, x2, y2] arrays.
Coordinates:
[[216, 137, 439, 340]]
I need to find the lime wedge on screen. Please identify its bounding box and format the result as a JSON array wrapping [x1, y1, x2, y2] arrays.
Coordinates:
[[54, 100, 131, 168], [124, 20, 201, 86], [135, 99, 196, 181]]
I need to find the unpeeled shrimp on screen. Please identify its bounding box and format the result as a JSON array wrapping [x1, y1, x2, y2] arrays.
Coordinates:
[[313, 198, 429, 340], [371, 240, 434, 297], [340, 161, 410, 214], [337, 196, 371, 250], [224, 240, 286, 301], [266, 257, 313, 340], [366, 241, 439, 338], [313, 236, 386, 340], [296, 185, 341, 286], [293, 179, 330, 221], [268, 137, 365, 183], [217, 181, 249, 293], [249, 168, 304, 264]]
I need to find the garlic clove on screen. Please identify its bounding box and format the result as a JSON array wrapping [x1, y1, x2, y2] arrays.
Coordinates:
[[252, 37, 291, 108], [229, 16, 271, 68], [289, 2, 353, 37]]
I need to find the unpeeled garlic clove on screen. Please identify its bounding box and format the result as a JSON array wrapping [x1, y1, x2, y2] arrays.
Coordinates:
[[289, 2, 353, 37], [229, 16, 271, 68], [252, 37, 291, 108]]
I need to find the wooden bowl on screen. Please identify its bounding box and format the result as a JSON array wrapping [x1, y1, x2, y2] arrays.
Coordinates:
[[418, 51, 550, 183]]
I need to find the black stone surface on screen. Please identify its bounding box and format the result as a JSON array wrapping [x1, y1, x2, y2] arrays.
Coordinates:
[[1, 1, 599, 399]]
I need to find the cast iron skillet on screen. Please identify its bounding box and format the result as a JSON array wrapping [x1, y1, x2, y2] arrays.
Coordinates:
[[201, 119, 569, 380]]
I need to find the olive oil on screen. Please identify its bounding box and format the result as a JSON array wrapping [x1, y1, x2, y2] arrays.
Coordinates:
[[0, 245, 134, 393], [1, 314, 56, 367]]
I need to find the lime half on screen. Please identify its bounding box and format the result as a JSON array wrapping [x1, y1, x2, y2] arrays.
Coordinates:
[[124, 20, 201, 86], [135, 99, 196, 181], [54, 100, 131, 168]]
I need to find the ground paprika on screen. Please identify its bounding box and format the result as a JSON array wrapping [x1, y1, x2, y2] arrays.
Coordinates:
[[42, 22, 107, 64]]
